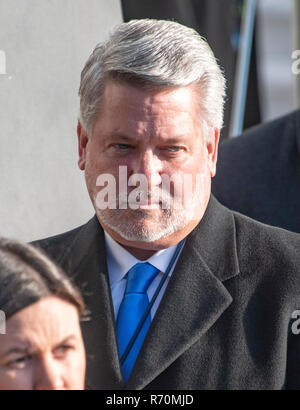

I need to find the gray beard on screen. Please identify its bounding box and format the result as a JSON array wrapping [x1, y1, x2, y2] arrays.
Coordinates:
[[96, 207, 192, 242]]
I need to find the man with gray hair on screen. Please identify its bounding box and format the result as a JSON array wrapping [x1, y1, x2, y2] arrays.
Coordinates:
[[34, 19, 300, 390]]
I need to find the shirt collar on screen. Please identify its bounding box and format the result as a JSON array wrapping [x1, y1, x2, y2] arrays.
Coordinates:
[[104, 231, 180, 287]]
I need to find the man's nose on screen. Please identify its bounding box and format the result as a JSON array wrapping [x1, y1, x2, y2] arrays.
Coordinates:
[[34, 356, 64, 390], [131, 149, 162, 188]]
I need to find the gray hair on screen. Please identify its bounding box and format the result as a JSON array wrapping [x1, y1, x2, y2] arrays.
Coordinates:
[[79, 19, 226, 139]]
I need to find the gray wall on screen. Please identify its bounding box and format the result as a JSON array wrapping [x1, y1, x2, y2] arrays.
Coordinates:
[[257, 0, 294, 121], [0, 0, 122, 241]]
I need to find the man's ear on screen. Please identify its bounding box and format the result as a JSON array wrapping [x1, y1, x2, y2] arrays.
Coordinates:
[[77, 121, 89, 171], [206, 128, 220, 178]]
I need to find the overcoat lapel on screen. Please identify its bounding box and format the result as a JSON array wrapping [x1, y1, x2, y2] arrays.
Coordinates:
[[126, 196, 240, 389], [126, 244, 233, 389], [58, 216, 124, 389]]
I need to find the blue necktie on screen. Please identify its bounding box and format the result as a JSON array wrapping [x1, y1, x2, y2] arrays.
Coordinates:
[[116, 263, 160, 382]]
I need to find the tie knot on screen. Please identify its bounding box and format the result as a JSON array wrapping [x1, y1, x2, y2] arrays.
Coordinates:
[[125, 263, 160, 294]]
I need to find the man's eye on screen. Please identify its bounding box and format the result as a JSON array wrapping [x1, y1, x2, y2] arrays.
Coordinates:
[[54, 345, 74, 357], [163, 146, 183, 152], [8, 355, 31, 369], [114, 143, 132, 150]]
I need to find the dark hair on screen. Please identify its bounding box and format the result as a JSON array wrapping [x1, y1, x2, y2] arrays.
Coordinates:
[[0, 238, 87, 320]]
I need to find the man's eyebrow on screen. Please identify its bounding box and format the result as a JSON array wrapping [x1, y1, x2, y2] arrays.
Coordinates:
[[106, 134, 136, 142], [0, 344, 31, 359], [106, 134, 189, 143], [0, 335, 78, 360], [53, 334, 78, 349], [159, 137, 188, 144]]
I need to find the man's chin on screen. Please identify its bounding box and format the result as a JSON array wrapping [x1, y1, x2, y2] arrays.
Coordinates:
[[104, 222, 167, 242], [96, 211, 177, 242]]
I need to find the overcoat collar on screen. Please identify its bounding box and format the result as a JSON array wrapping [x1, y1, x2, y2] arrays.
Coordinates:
[[60, 195, 240, 389]]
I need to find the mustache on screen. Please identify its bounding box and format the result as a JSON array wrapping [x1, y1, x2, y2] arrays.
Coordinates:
[[117, 187, 178, 208]]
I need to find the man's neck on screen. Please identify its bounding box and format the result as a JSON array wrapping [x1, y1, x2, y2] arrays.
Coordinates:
[[117, 243, 157, 260]]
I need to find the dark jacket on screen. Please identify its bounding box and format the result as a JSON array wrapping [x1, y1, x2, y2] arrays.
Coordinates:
[[212, 110, 300, 233], [33, 195, 300, 390]]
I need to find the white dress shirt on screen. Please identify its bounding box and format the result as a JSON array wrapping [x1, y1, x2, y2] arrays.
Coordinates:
[[104, 231, 184, 321]]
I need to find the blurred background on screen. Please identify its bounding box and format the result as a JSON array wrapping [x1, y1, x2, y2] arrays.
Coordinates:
[[0, 0, 299, 241], [257, 0, 295, 121]]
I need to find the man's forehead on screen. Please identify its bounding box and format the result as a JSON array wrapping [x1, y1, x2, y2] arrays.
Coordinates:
[[90, 80, 203, 140], [102, 79, 198, 107]]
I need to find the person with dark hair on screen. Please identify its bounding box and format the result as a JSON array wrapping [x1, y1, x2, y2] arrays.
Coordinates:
[[0, 238, 87, 390]]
